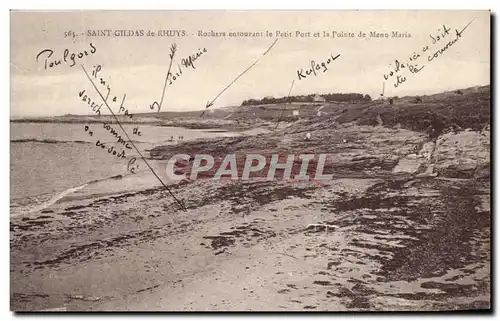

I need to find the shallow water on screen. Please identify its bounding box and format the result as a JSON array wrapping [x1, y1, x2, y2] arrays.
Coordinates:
[[10, 122, 236, 215]]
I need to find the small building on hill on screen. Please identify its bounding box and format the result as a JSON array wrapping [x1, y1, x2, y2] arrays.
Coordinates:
[[313, 94, 326, 103]]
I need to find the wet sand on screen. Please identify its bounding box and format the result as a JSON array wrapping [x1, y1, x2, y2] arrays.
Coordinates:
[[10, 119, 490, 311]]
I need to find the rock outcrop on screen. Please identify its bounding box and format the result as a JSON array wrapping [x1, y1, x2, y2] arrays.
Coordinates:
[[433, 131, 490, 179]]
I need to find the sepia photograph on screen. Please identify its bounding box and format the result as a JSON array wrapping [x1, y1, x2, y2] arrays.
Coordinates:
[[9, 10, 491, 312]]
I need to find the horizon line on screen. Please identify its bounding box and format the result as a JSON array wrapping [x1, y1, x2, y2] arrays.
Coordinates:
[[9, 83, 490, 119]]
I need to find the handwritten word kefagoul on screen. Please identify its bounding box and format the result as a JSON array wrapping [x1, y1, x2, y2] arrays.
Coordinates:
[[383, 21, 473, 89], [297, 53, 341, 81], [36, 43, 97, 70]]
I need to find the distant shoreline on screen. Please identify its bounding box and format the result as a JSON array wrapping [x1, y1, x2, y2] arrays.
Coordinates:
[[9, 115, 267, 131], [10, 84, 490, 132], [10, 118, 160, 125]]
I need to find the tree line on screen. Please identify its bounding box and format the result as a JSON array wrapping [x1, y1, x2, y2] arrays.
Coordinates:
[[241, 93, 372, 106]]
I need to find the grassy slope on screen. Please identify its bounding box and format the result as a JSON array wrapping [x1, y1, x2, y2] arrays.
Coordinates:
[[12, 85, 490, 136]]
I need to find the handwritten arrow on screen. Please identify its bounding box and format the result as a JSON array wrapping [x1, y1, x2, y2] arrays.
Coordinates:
[[275, 80, 296, 130], [81, 65, 186, 212], [200, 38, 279, 117], [151, 43, 177, 113]]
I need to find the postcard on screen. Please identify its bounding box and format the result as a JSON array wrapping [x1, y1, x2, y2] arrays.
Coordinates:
[[10, 10, 491, 312]]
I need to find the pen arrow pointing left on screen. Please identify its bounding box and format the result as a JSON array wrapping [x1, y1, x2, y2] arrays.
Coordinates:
[[200, 38, 279, 117], [205, 101, 214, 109]]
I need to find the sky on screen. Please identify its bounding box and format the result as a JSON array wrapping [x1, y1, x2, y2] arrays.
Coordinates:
[[10, 10, 490, 117]]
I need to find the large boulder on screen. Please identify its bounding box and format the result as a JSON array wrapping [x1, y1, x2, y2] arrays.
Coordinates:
[[433, 130, 490, 179]]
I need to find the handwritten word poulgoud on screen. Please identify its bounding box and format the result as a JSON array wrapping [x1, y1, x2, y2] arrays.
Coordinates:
[[297, 53, 341, 81], [36, 43, 97, 70]]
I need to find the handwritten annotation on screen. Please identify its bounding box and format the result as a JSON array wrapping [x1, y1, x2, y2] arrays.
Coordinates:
[[150, 45, 208, 113], [79, 65, 134, 119], [78, 64, 141, 173], [168, 47, 208, 86], [80, 65, 186, 211], [150, 44, 177, 113], [383, 20, 473, 89], [36, 43, 97, 70], [297, 53, 341, 81], [201, 38, 279, 116]]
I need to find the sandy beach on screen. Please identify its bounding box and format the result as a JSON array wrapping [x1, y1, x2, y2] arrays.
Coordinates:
[[10, 86, 491, 311]]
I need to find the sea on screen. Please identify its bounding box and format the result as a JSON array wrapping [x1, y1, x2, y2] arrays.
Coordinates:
[[10, 122, 236, 216]]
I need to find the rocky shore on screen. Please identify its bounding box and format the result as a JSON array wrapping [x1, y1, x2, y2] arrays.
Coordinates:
[[10, 86, 490, 311]]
